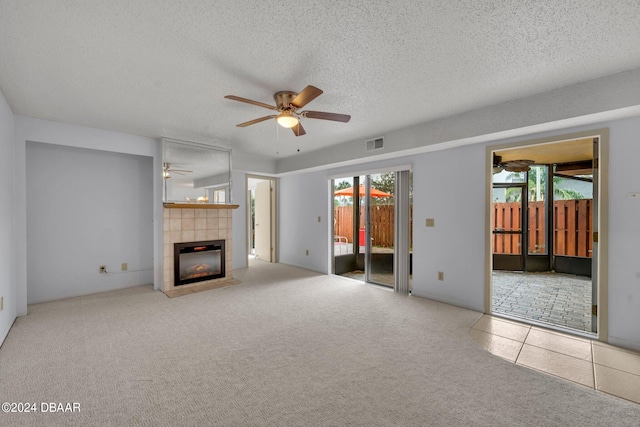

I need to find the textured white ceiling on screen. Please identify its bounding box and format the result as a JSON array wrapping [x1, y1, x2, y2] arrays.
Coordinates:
[[1, 1, 640, 159]]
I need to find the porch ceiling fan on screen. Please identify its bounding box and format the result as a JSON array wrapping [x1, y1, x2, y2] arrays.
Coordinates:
[[493, 156, 535, 173], [224, 85, 351, 136]]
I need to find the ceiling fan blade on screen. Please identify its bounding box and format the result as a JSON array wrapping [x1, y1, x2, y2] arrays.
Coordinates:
[[291, 122, 306, 137], [236, 115, 277, 127], [224, 95, 278, 111], [303, 111, 351, 123], [291, 85, 323, 108]]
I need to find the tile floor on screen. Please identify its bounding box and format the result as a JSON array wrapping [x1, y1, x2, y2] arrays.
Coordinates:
[[470, 314, 640, 404]]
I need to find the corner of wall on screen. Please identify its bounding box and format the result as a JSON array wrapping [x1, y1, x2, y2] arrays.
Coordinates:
[[0, 89, 17, 345], [231, 170, 247, 270]]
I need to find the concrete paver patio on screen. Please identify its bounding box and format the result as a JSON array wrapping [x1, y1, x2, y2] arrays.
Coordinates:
[[492, 271, 593, 334]]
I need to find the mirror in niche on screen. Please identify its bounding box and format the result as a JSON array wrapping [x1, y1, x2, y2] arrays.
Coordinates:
[[162, 138, 232, 204]]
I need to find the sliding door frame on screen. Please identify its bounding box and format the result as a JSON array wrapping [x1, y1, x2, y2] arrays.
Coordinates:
[[330, 165, 412, 294]]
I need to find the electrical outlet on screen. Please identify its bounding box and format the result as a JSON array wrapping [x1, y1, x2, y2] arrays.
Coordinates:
[[0, 296, 3, 311], [426, 218, 435, 227], [306, 250, 309, 256], [438, 271, 444, 281], [317, 216, 321, 222], [121, 263, 128, 271], [99, 265, 107, 274]]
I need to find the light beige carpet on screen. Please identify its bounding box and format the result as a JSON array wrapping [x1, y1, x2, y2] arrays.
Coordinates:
[[1, 261, 639, 426]]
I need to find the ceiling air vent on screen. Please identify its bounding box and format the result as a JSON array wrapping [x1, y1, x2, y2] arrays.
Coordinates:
[[365, 137, 384, 152]]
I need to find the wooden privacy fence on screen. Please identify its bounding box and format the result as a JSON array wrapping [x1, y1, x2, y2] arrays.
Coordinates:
[[493, 199, 593, 257], [334, 205, 413, 248]]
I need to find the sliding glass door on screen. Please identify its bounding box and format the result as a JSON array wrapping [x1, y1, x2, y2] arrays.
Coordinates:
[[365, 174, 395, 287], [333, 175, 363, 277], [333, 170, 411, 293]]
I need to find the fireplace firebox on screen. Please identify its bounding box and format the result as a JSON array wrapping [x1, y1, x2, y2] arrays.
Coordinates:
[[174, 240, 225, 286]]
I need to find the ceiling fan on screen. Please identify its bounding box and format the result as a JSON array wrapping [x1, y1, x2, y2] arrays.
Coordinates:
[[163, 162, 192, 180], [499, 159, 534, 172], [224, 85, 350, 136]]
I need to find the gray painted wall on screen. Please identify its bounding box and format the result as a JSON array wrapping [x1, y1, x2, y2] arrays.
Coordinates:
[[25, 142, 154, 303], [411, 143, 487, 311], [0, 89, 15, 345], [607, 118, 640, 349], [279, 170, 329, 273], [14, 116, 163, 316], [2, 81, 639, 351], [276, 68, 640, 175], [231, 170, 247, 270], [278, 116, 640, 351]]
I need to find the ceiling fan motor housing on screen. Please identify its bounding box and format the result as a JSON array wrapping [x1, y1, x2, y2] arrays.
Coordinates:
[[274, 91, 297, 111]]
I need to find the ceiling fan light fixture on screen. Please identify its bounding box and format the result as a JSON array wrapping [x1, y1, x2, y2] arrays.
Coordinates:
[[276, 111, 299, 128]]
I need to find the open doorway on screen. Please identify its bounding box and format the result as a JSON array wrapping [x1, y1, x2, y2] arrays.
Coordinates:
[[489, 134, 605, 336], [247, 176, 277, 264]]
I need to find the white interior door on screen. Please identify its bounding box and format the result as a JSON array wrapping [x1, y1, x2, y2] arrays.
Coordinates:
[[255, 180, 272, 262]]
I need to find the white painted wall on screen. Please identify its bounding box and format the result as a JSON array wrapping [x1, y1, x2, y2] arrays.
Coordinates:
[[0, 90, 15, 345], [14, 117, 162, 314], [25, 142, 153, 303], [278, 115, 640, 350]]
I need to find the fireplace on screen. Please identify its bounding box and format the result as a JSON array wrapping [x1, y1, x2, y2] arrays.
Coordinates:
[[174, 240, 225, 286]]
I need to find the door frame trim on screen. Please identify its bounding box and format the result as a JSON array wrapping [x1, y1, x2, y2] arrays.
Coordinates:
[[485, 128, 609, 341], [246, 174, 278, 264]]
